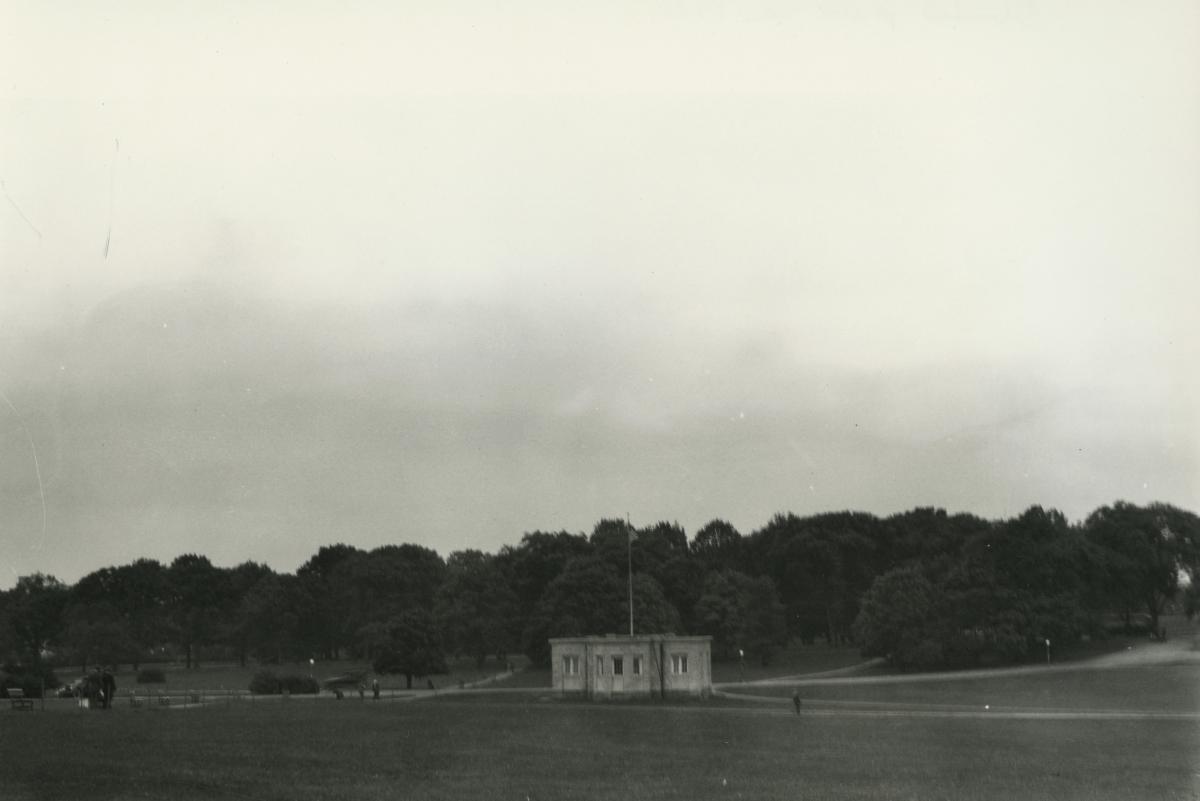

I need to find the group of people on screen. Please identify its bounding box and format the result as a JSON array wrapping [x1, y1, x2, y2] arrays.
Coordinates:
[[78, 667, 117, 709]]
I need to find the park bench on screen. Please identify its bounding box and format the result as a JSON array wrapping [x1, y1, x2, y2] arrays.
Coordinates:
[[7, 688, 35, 710]]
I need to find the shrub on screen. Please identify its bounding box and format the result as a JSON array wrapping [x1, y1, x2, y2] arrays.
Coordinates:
[[1, 661, 59, 698], [136, 668, 167, 684], [248, 670, 318, 695], [280, 674, 319, 695], [249, 670, 280, 694]]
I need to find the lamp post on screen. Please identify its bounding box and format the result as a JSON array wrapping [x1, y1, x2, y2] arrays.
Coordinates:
[[739, 649, 745, 683]]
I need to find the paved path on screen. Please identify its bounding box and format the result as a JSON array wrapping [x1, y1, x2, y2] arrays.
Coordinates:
[[717, 638, 1200, 690]]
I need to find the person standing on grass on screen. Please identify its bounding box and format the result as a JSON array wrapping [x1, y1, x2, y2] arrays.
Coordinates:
[[792, 689, 802, 716], [102, 668, 116, 710], [372, 679, 380, 700], [88, 668, 103, 708]]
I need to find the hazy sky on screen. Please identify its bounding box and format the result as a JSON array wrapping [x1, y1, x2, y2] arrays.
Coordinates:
[[2, 2, 1196, 587]]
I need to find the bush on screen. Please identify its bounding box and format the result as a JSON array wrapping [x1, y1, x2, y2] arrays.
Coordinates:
[[280, 674, 319, 695], [136, 668, 167, 684], [1, 661, 59, 698], [248, 670, 319, 695]]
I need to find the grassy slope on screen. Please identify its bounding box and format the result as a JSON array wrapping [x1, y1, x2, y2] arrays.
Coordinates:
[[3, 664, 1198, 801], [733, 663, 1200, 713], [492, 624, 1190, 690]]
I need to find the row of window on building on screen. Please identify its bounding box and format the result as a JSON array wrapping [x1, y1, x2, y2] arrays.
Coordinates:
[[562, 654, 689, 676]]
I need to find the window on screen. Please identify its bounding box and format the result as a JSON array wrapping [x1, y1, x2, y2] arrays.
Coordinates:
[[671, 653, 688, 675], [612, 656, 623, 675], [562, 655, 579, 676], [596, 655, 604, 675], [632, 656, 642, 676]]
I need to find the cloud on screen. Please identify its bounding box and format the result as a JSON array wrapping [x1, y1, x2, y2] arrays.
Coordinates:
[[0, 275, 1194, 587]]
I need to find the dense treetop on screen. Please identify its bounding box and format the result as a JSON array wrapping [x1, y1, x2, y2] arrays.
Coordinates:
[[2, 502, 1197, 686]]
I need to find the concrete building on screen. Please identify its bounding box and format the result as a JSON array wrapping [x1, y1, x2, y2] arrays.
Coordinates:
[[549, 634, 712, 699]]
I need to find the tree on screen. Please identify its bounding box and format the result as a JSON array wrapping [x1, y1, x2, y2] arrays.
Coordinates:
[[330, 545, 446, 653], [3, 573, 68, 663], [744, 513, 881, 645], [738, 575, 788, 665], [654, 554, 706, 632], [521, 556, 626, 665], [231, 574, 308, 664], [297, 544, 363, 659], [167, 554, 230, 668], [627, 574, 683, 636], [62, 608, 137, 671], [434, 550, 519, 666], [852, 565, 942, 669], [692, 520, 743, 571], [693, 571, 743, 659], [694, 570, 786, 663], [852, 507, 1098, 669], [367, 609, 447, 689], [70, 560, 171, 669], [631, 521, 688, 580], [223, 562, 278, 666], [589, 518, 634, 573], [1086, 502, 1200, 637], [111, 559, 172, 667], [497, 531, 592, 620]]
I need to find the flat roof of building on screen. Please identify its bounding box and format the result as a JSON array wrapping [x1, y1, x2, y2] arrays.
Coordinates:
[[549, 634, 712, 644]]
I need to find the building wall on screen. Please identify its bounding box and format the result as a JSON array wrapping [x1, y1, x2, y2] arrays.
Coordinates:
[[660, 638, 711, 697], [550, 635, 712, 699]]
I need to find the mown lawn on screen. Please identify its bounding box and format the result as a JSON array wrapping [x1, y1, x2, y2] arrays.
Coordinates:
[[493, 631, 1175, 691], [2, 665, 1197, 801], [737, 663, 1200, 714]]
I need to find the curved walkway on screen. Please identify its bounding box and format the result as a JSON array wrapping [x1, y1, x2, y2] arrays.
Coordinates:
[[709, 637, 1200, 721], [717, 638, 1200, 691]]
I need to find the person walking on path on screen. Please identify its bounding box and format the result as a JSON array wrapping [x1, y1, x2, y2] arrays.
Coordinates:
[[372, 679, 380, 700], [792, 689, 802, 716]]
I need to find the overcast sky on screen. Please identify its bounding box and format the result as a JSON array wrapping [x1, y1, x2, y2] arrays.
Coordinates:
[[1, 2, 1196, 587]]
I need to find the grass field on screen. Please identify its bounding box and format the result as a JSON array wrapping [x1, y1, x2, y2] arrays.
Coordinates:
[[3, 660, 1197, 801], [491, 629, 1176, 691]]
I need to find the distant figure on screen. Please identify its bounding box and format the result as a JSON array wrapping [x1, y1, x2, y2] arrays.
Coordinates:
[[426, 678, 435, 692], [372, 679, 380, 700], [792, 689, 802, 716], [101, 669, 117, 710], [357, 682, 365, 700]]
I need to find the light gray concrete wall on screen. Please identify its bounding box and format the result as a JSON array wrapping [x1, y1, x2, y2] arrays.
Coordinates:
[[662, 639, 711, 697], [551, 636, 711, 699]]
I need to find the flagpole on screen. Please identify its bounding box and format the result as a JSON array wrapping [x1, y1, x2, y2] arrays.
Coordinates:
[[627, 515, 634, 637]]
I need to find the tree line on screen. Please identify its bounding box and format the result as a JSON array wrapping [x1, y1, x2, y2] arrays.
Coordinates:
[[1, 501, 1197, 692]]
